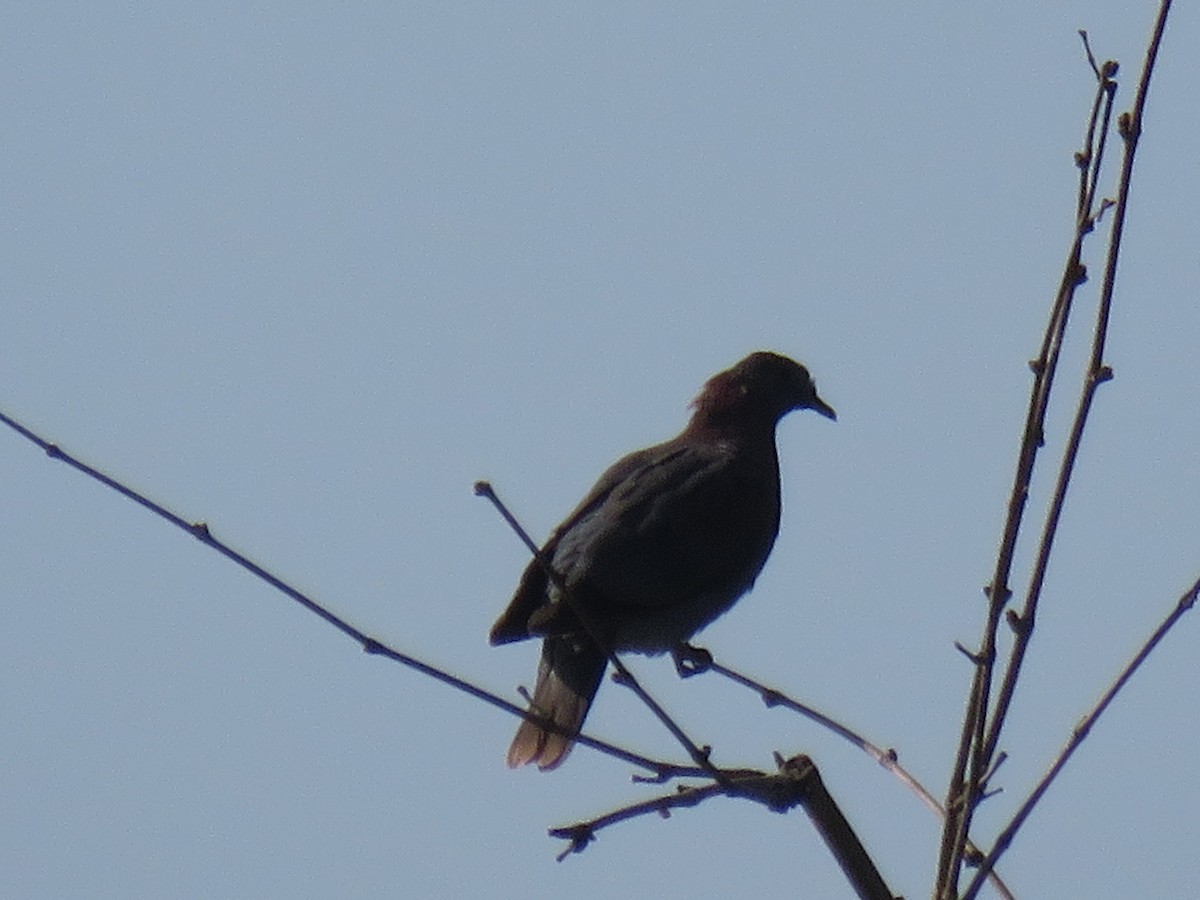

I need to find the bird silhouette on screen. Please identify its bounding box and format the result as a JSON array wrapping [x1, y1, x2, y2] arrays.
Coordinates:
[[490, 351, 836, 769]]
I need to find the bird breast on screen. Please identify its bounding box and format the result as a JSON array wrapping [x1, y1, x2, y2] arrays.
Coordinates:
[[548, 441, 782, 654]]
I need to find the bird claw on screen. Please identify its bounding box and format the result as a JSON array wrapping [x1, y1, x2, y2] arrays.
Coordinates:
[[672, 643, 713, 677]]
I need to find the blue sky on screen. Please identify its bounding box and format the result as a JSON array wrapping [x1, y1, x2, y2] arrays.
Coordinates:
[[3, 4, 1198, 897]]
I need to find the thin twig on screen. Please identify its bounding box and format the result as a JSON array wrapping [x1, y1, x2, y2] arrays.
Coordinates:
[[475, 480, 728, 782], [0, 406, 906, 893], [704, 659, 1014, 900], [711, 660, 949, 814], [939, 5, 1173, 894], [980, 55, 1121, 772], [549, 781, 725, 859], [934, 55, 1119, 896], [982, 0, 1171, 799], [0, 408, 709, 780], [552, 754, 900, 900], [962, 571, 1198, 900]]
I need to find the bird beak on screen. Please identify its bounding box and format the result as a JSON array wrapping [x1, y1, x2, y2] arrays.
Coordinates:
[[811, 395, 837, 421]]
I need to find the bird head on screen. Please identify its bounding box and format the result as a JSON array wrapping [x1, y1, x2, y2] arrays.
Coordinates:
[[690, 351, 836, 431]]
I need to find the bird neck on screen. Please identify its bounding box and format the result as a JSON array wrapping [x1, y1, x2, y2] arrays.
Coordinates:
[[682, 413, 781, 450]]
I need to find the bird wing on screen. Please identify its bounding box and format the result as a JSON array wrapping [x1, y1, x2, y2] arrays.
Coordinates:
[[487, 442, 688, 645], [554, 438, 776, 613]]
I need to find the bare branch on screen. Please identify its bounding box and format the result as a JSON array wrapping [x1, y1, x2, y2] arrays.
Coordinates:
[[935, 53, 1119, 897], [0, 409, 710, 780], [962, 572, 1199, 900], [552, 754, 901, 900], [1, 407, 903, 895], [937, 4, 1174, 892], [982, 0, 1169, 774], [476, 480, 728, 780], [699, 656, 1014, 900]]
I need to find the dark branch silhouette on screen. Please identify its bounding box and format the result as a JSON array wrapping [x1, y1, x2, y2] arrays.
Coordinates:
[[938, 5, 1176, 895], [962, 572, 1200, 900]]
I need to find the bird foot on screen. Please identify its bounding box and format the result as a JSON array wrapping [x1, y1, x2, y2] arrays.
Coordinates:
[[672, 643, 713, 677]]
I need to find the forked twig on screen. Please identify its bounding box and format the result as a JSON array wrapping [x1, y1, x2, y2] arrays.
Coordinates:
[[700, 658, 1014, 900], [552, 754, 900, 900]]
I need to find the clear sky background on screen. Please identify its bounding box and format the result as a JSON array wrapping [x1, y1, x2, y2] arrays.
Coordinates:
[[3, 4, 1198, 898]]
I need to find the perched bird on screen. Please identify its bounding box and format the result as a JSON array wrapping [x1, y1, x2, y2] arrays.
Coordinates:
[[490, 351, 836, 770]]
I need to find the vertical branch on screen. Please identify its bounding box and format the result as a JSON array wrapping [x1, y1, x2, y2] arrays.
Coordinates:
[[937, 4, 1173, 895], [979, 0, 1172, 790], [961, 573, 1198, 900], [977, 57, 1120, 772], [933, 55, 1118, 899]]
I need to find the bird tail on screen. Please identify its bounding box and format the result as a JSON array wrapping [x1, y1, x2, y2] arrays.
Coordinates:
[[507, 636, 607, 770]]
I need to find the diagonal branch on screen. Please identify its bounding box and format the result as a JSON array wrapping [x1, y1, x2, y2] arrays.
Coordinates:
[[476, 480, 728, 781], [981, 3, 1171, 774], [962, 571, 1199, 900], [934, 52, 1119, 897], [0, 408, 707, 781], [1, 407, 898, 894], [701, 658, 1014, 900], [552, 754, 901, 900]]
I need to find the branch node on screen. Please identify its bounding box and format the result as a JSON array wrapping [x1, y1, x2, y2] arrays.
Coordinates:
[[1094, 365, 1114, 384], [1118, 111, 1136, 140], [361, 637, 385, 655], [1005, 608, 1030, 636], [631, 767, 673, 785], [979, 751, 1009, 794], [189, 521, 212, 540], [549, 824, 595, 861], [1183, 589, 1198, 614], [982, 584, 1012, 604], [45, 442, 63, 459], [954, 641, 985, 666]]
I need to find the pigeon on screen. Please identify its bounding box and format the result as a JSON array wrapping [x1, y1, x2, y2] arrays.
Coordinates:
[[490, 351, 835, 769]]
